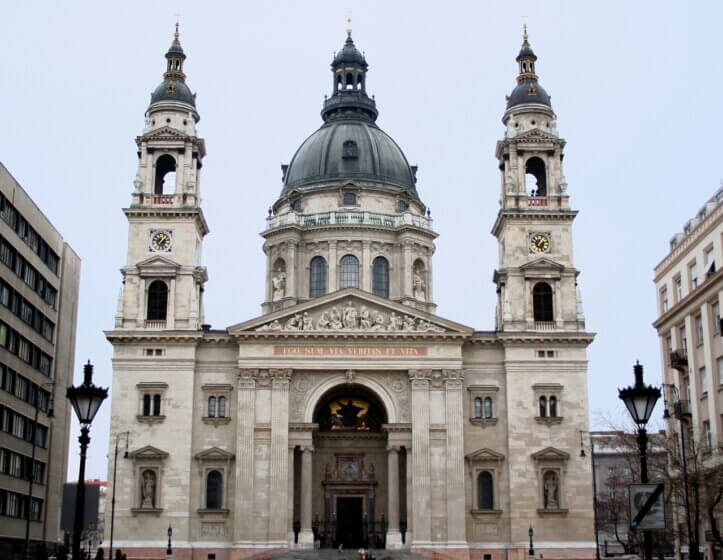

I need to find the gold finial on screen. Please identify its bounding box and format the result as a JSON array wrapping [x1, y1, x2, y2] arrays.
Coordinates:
[[346, 17, 352, 37], [174, 12, 181, 39]]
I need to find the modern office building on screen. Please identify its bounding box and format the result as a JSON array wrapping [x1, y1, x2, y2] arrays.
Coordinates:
[[0, 162, 81, 558], [106, 28, 596, 559], [653, 185, 723, 559]]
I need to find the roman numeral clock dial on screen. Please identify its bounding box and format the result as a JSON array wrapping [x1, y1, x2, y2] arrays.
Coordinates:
[[529, 233, 550, 254], [150, 230, 173, 252]]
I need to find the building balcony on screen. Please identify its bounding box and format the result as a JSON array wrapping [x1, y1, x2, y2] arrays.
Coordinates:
[[265, 210, 434, 232], [669, 350, 688, 371], [132, 193, 197, 207], [673, 400, 691, 418], [144, 320, 166, 329], [534, 321, 556, 331]]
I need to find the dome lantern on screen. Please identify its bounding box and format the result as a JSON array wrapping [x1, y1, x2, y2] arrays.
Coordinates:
[[148, 23, 197, 113], [506, 26, 552, 111]]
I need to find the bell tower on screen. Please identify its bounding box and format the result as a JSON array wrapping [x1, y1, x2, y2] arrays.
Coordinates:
[[492, 28, 584, 332], [116, 25, 208, 330]]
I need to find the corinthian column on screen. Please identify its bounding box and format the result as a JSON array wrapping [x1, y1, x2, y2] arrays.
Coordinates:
[[298, 445, 314, 548], [386, 445, 403, 548], [269, 369, 292, 544], [408, 369, 431, 545], [444, 370, 467, 546], [234, 369, 257, 544]]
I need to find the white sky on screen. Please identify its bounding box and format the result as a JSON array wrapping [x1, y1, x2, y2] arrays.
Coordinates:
[[1, 0, 721, 480]]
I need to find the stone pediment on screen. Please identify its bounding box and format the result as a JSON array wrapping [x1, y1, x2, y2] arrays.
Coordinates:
[[519, 257, 565, 271], [135, 255, 180, 276], [195, 447, 235, 461], [466, 448, 505, 463], [513, 128, 561, 143], [139, 126, 189, 143], [129, 445, 169, 460], [531, 447, 570, 462], [229, 288, 473, 336]]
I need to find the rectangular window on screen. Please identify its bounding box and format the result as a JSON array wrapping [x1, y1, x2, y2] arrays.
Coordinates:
[[683, 375, 691, 403], [700, 366, 707, 394], [30, 498, 41, 521], [660, 288, 668, 313], [9, 453, 22, 477], [675, 276, 683, 302], [13, 376, 28, 401], [38, 354, 51, 376], [718, 357, 723, 387], [12, 414, 25, 438], [713, 302, 721, 334], [0, 241, 13, 268], [20, 300, 33, 325], [23, 265, 36, 289], [7, 493, 19, 517], [703, 421, 712, 449], [17, 339, 30, 363], [695, 315, 704, 345], [690, 262, 698, 290], [680, 326, 687, 353], [32, 461, 44, 484]]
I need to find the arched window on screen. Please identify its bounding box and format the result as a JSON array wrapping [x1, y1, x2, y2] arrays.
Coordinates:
[[372, 257, 389, 298], [477, 471, 494, 510], [525, 157, 547, 196], [152, 394, 161, 416], [345, 73, 354, 89], [473, 397, 482, 419], [147, 281, 168, 321], [549, 396, 557, 418], [483, 397, 493, 419], [206, 470, 223, 509], [142, 394, 151, 416], [154, 154, 177, 195], [208, 396, 216, 418], [339, 255, 359, 289], [218, 396, 226, 418], [309, 256, 327, 298], [533, 282, 553, 322], [539, 396, 547, 417]]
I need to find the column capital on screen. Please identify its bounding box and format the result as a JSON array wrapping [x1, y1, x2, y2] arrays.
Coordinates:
[[270, 368, 293, 385], [238, 368, 258, 389], [300, 445, 314, 454], [443, 369, 465, 389], [408, 369, 432, 389], [387, 445, 402, 453]]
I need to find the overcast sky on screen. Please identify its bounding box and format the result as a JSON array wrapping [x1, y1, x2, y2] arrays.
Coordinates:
[[1, 1, 721, 480]]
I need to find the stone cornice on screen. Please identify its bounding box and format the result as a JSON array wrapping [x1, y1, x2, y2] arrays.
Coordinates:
[[105, 330, 205, 344], [231, 331, 470, 341], [491, 209, 577, 237], [123, 206, 210, 236], [494, 332, 595, 346], [652, 266, 723, 330]]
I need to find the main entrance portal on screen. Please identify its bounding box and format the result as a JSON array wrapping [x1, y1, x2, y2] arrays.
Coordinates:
[[308, 384, 396, 548], [336, 497, 364, 548]]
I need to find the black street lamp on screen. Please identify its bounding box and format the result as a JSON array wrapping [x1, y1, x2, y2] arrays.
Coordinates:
[[66, 361, 108, 560], [23, 382, 54, 560], [618, 361, 661, 560], [528, 526, 534, 559], [167, 524, 173, 556], [109, 431, 129, 560]]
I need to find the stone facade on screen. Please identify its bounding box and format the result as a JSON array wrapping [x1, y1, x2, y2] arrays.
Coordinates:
[[106, 29, 596, 560]]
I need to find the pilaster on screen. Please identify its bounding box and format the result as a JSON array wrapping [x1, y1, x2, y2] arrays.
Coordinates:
[[408, 369, 431, 545], [444, 369, 467, 545], [234, 369, 256, 544], [269, 369, 292, 544]]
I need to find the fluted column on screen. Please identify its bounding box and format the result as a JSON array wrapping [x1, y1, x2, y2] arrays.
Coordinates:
[[288, 445, 295, 544], [409, 370, 431, 545], [298, 445, 314, 547], [234, 369, 257, 543], [269, 369, 292, 544], [386, 445, 403, 548], [361, 240, 371, 292], [444, 370, 467, 545], [328, 241, 338, 292], [287, 241, 298, 302], [405, 447, 413, 545]]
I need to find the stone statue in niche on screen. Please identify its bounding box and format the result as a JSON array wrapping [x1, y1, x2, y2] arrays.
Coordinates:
[[543, 470, 559, 509], [271, 272, 286, 301], [413, 272, 426, 300], [141, 470, 156, 508]]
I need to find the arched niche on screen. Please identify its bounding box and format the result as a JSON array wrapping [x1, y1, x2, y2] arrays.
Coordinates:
[[302, 374, 398, 424]]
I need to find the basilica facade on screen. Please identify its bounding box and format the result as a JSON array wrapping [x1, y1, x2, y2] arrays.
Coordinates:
[[106, 26, 596, 560]]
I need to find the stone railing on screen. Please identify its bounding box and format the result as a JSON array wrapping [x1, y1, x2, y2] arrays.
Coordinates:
[[534, 321, 555, 331], [144, 320, 167, 329], [133, 193, 197, 207], [266, 211, 433, 231]]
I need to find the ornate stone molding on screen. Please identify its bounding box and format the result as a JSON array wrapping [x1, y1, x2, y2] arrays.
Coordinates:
[[270, 368, 293, 384], [238, 368, 258, 389], [408, 369, 432, 389]]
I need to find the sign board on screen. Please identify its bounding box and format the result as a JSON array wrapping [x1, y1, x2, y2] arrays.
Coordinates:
[[629, 483, 665, 530]]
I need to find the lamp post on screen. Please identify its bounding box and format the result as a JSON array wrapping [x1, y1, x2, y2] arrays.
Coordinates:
[[662, 383, 699, 560], [109, 431, 129, 560], [66, 361, 108, 560], [528, 525, 534, 559], [167, 524, 173, 556], [618, 361, 661, 560], [23, 382, 54, 560]]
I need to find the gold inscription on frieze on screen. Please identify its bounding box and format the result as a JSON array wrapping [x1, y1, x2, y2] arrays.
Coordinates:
[[274, 346, 427, 357]]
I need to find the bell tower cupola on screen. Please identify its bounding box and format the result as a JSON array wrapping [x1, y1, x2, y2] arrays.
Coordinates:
[[492, 29, 585, 333], [115, 25, 209, 331]]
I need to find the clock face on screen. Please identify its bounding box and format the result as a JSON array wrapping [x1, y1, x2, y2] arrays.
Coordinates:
[[150, 230, 172, 252], [530, 233, 550, 254]]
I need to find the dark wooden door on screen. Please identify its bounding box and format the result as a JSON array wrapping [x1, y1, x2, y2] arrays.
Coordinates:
[[336, 497, 363, 548]]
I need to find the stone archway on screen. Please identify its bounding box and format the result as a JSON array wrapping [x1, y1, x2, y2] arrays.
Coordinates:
[[312, 384, 389, 549]]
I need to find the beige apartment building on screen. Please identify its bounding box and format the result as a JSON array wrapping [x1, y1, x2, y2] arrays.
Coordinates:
[[106, 28, 596, 560], [0, 163, 81, 557], [653, 185, 723, 559]]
